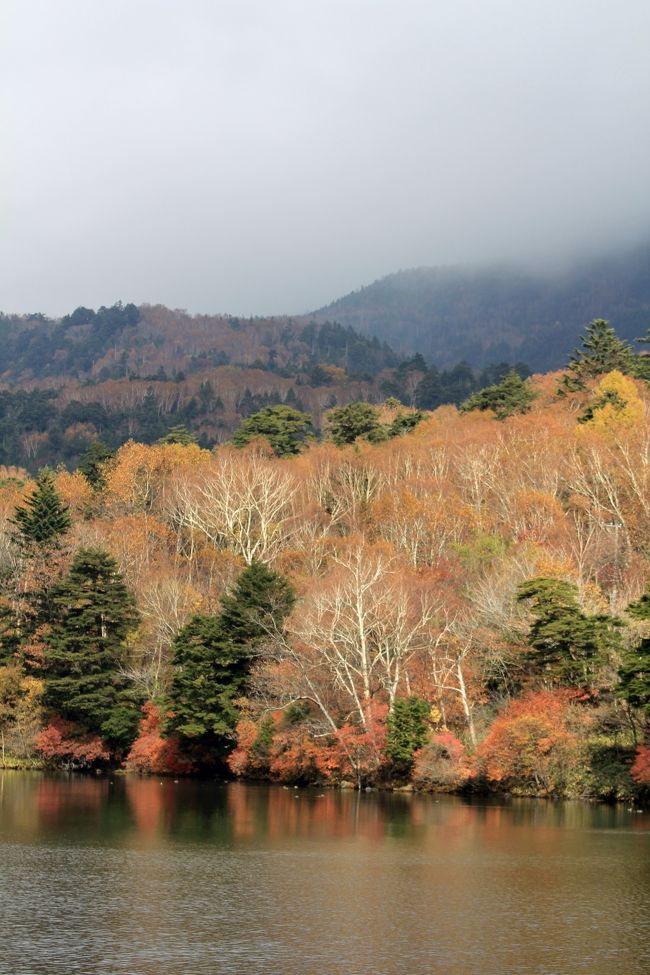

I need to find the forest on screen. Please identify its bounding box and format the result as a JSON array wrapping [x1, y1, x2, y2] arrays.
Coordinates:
[[0, 302, 528, 471], [0, 319, 649, 801]]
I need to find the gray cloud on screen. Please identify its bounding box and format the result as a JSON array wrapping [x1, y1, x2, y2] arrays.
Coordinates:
[[2, 0, 649, 316]]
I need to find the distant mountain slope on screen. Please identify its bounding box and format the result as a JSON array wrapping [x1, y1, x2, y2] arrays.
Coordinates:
[[0, 304, 397, 384], [312, 242, 650, 370], [0, 304, 408, 470]]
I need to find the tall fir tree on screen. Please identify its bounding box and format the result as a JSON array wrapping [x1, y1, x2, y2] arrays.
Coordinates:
[[8, 469, 72, 652], [42, 548, 141, 753], [168, 561, 294, 763], [10, 468, 71, 551], [561, 319, 634, 391]]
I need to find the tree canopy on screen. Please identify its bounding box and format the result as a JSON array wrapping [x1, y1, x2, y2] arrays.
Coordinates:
[[42, 548, 141, 752], [517, 578, 622, 688], [168, 561, 294, 762], [460, 370, 536, 419], [232, 405, 313, 456]]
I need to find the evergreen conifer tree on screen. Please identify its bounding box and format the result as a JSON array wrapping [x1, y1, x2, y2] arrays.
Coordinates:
[[517, 578, 622, 687], [78, 441, 114, 490], [42, 548, 141, 752], [232, 405, 313, 456], [158, 425, 198, 446], [168, 561, 294, 762], [11, 468, 71, 550], [618, 591, 650, 721], [386, 696, 430, 774], [562, 319, 634, 390], [325, 402, 385, 445], [460, 370, 536, 419]]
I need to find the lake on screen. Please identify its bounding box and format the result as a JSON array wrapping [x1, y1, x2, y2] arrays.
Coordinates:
[[0, 773, 648, 974]]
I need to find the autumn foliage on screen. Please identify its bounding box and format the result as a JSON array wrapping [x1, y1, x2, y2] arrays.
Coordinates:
[[2, 360, 650, 800], [125, 703, 193, 775], [36, 716, 110, 767], [630, 745, 650, 786], [474, 692, 583, 794]]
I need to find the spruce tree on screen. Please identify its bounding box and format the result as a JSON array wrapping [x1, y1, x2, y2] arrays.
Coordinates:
[[562, 319, 634, 390], [218, 560, 295, 645], [168, 561, 294, 762], [387, 696, 430, 775], [167, 615, 248, 749], [11, 468, 71, 550], [42, 548, 141, 752]]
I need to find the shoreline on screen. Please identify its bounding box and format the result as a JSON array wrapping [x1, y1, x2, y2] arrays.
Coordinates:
[[1, 762, 644, 806]]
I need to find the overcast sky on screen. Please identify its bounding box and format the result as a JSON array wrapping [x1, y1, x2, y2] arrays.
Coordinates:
[[2, 0, 649, 317]]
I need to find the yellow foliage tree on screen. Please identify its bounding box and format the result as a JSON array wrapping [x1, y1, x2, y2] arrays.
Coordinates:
[[581, 370, 644, 433]]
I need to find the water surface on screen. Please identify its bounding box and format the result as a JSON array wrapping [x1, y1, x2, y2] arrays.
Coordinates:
[[0, 773, 648, 974]]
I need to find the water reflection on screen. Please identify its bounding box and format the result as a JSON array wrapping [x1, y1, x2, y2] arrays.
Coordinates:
[[0, 773, 648, 975]]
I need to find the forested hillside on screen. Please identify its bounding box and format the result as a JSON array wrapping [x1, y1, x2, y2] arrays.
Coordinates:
[[0, 302, 528, 470], [314, 242, 650, 370], [1, 320, 650, 800]]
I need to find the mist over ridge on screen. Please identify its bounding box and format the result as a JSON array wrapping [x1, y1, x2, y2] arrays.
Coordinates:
[[2, 1, 649, 318], [311, 239, 650, 371]]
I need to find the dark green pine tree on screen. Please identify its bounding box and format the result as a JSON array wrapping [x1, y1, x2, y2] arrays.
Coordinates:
[[218, 560, 295, 642], [168, 561, 295, 763], [517, 578, 623, 688], [630, 326, 650, 382], [42, 548, 141, 753], [325, 401, 385, 445], [232, 404, 313, 456], [561, 319, 634, 391], [414, 367, 442, 409], [460, 370, 536, 420], [157, 425, 198, 446], [618, 591, 650, 724], [78, 441, 114, 490], [11, 468, 71, 550], [166, 614, 249, 754], [386, 696, 430, 775]]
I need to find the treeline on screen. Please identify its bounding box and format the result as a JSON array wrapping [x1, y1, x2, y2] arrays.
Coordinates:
[[1, 319, 649, 799]]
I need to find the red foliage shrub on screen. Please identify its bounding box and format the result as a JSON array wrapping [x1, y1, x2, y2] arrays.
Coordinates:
[[228, 718, 267, 777], [124, 702, 194, 775], [474, 691, 582, 794], [317, 703, 389, 785], [631, 745, 650, 786], [412, 730, 469, 789], [229, 704, 389, 786], [36, 715, 110, 767], [268, 726, 323, 783]]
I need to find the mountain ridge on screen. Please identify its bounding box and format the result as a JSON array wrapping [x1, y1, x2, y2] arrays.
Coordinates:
[[311, 241, 650, 370]]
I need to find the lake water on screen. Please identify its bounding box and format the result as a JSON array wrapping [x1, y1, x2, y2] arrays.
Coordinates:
[[0, 773, 648, 975]]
